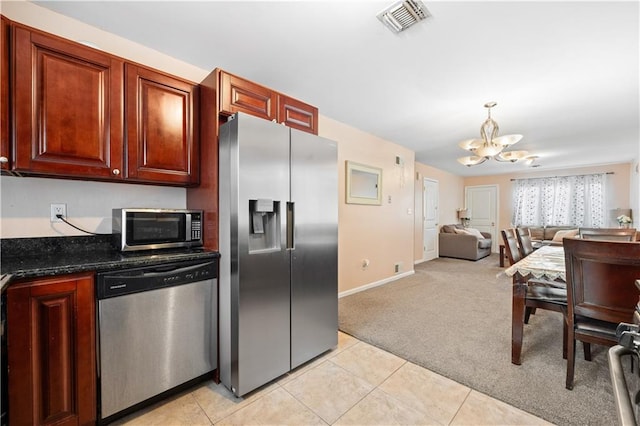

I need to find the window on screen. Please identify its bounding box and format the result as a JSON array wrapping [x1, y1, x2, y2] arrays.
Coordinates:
[[512, 174, 606, 227]]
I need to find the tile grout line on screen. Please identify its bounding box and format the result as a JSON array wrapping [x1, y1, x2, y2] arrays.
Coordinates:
[[195, 334, 360, 425], [189, 385, 217, 425], [370, 360, 448, 425], [330, 358, 410, 425], [445, 387, 473, 425], [192, 381, 283, 425]]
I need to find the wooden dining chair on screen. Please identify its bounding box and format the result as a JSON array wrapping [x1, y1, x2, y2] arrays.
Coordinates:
[[502, 229, 534, 322], [578, 227, 637, 241], [502, 229, 568, 364], [501, 229, 521, 266], [563, 238, 640, 389], [516, 227, 535, 258]]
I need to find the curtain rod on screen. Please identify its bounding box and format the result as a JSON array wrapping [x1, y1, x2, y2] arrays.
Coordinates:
[[510, 172, 614, 181]]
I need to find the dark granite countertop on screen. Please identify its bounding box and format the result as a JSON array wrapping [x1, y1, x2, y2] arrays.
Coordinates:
[[1, 235, 219, 290]]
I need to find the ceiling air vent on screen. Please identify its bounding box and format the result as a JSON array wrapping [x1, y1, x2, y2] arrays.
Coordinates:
[[377, 0, 431, 33]]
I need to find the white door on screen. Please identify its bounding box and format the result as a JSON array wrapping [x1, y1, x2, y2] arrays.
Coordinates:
[[423, 179, 439, 261], [465, 185, 498, 252]]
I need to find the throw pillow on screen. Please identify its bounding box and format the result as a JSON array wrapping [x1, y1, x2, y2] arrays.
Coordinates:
[[552, 228, 579, 242], [454, 228, 471, 235], [464, 228, 485, 239], [441, 225, 457, 233]]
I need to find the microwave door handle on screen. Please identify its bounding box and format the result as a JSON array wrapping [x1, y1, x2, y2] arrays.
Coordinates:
[[186, 213, 192, 241]]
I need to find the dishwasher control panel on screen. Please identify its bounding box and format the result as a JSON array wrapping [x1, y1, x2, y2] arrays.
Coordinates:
[[97, 259, 217, 299]]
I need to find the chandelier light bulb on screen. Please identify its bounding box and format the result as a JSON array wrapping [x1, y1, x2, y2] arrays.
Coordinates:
[[457, 156, 486, 167], [475, 144, 502, 158], [456, 102, 532, 167]]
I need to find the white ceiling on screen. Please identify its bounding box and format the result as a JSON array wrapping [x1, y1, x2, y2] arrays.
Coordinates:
[[31, 0, 639, 177]]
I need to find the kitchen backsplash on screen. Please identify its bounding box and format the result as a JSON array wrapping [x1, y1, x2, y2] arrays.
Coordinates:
[[1, 176, 186, 239]]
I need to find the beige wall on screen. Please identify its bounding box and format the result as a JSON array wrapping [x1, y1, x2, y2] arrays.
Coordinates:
[[319, 116, 415, 295], [1, 0, 208, 82], [413, 163, 464, 263], [8, 1, 634, 295], [1, 1, 421, 296], [463, 163, 632, 234], [0, 1, 206, 239]]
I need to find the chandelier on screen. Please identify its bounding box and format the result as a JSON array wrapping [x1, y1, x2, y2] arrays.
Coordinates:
[[457, 102, 533, 167]]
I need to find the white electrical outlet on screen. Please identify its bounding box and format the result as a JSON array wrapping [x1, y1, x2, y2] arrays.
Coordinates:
[[50, 203, 67, 222]]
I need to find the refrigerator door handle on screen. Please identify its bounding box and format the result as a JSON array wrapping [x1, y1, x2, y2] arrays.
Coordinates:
[[286, 202, 295, 250]]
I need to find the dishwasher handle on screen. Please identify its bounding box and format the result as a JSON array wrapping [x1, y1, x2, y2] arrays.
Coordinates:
[[139, 262, 209, 277], [97, 260, 216, 299]]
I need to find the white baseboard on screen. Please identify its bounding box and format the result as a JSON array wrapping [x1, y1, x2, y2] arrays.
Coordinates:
[[338, 270, 415, 298]]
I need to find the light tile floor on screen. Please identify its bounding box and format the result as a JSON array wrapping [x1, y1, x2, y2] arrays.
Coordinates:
[[113, 332, 553, 425]]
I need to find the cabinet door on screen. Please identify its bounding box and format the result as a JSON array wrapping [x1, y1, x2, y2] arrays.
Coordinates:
[[13, 25, 124, 179], [219, 71, 277, 121], [125, 64, 199, 185], [1, 16, 10, 172], [278, 94, 318, 135], [7, 273, 96, 425]]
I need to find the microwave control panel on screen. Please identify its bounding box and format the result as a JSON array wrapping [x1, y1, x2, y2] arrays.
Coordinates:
[[190, 212, 202, 241]]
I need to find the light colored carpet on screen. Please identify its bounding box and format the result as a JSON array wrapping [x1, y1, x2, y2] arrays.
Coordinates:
[[338, 254, 619, 426]]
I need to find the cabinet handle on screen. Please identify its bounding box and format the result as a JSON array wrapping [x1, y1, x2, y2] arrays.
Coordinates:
[[112, 168, 120, 175], [0, 156, 7, 164]]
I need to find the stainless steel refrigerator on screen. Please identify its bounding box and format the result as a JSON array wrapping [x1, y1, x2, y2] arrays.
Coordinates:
[[218, 112, 338, 397]]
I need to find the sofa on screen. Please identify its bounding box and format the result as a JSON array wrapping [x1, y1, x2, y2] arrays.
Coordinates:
[[524, 225, 578, 245], [439, 224, 492, 261]]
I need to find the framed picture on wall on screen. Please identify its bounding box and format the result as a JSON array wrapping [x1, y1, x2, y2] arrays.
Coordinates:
[[345, 161, 382, 205]]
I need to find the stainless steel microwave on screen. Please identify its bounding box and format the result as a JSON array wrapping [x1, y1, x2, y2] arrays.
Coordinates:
[[113, 208, 203, 252]]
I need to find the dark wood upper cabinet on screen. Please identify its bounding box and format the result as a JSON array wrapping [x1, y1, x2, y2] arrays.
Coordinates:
[[188, 68, 319, 250], [1, 16, 10, 172], [278, 94, 318, 135], [219, 70, 277, 121], [125, 64, 199, 185], [9, 22, 199, 186], [7, 272, 96, 426], [12, 24, 125, 179], [218, 70, 318, 134]]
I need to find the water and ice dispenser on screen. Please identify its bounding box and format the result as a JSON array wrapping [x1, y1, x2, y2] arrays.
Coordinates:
[[249, 199, 280, 253]]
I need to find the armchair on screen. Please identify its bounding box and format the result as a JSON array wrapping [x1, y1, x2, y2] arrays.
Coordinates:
[[439, 224, 492, 261]]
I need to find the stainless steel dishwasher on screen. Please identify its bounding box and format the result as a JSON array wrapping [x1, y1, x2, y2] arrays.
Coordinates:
[[96, 259, 217, 423]]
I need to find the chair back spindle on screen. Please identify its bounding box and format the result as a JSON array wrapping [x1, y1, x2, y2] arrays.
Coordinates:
[[516, 227, 534, 258], [501, 229, 522, 266]]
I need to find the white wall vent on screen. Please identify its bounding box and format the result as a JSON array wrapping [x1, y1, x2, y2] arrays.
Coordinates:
[[377, 0, 431, 34]]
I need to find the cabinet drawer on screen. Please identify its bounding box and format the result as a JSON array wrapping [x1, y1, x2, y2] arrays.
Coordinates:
[[278, 95, 318, 135], [219, 71, 277, 121]]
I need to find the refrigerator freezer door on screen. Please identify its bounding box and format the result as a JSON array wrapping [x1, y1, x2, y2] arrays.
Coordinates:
[[219, 113, 291, 396], [290, 129, 338, 369]]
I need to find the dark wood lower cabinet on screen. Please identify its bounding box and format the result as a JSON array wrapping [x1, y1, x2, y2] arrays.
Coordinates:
[[7, 273, 96, 425]]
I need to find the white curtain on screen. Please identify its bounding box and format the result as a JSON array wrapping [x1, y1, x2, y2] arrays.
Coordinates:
[[512, 174, 606, 227]]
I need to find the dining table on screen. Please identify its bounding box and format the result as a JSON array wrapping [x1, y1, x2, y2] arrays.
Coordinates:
[[504, 245, 566, 281], [503, 245, 567, 364]]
